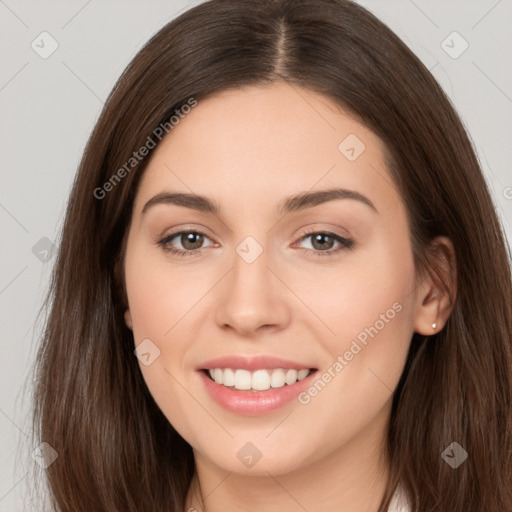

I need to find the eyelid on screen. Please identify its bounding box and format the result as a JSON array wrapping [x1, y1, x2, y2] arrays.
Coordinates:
[[156, 223, 215, 239], [295, 221, 352, 238]]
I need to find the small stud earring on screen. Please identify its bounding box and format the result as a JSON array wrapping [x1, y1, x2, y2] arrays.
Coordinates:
[[432, 322, 437, 330]]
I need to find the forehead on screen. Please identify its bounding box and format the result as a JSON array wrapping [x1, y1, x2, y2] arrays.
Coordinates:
[[134, 82, 400, 218]]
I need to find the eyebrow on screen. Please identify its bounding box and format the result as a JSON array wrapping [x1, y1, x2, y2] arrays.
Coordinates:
[[141, 187, 378, 216]]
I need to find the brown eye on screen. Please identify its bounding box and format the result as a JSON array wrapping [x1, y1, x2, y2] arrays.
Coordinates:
[[158, 230, 214, 257], [297, 231, 355, 256], [310, 233, 336, 251], [179, 232, 205, 250]]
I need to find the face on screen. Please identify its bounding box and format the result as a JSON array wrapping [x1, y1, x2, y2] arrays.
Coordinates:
[[122, 82, 424, 476]]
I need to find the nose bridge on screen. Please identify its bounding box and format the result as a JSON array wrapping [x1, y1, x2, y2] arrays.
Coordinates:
[[213, 234, 290, 334], [230, 236, 276, 307], [232, 238, 270, 293]]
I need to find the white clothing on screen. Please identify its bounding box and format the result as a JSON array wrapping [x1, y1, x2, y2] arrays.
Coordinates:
[[387, 483, 411, 512]]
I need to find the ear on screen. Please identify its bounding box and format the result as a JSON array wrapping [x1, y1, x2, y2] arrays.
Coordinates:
[[413, 236, 457, 335], [114, 257, 133, 331], [124, 309, 133, 330]]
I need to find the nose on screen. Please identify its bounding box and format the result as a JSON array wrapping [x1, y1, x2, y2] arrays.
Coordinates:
[[213, 244, 291, 337]]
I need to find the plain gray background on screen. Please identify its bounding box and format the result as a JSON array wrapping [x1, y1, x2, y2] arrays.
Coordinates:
[[1, 0, 511, 509]]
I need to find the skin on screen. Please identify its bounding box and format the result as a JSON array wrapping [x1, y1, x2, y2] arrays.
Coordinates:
[[122, 82, 455, 511]]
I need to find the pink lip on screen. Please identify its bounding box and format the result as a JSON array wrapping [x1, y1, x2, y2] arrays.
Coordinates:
[[197, 355, 315, 371], [197, 368, 318, 416]]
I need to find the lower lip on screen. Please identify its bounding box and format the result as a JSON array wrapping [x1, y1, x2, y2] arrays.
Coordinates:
[[197, 370, 317, 415]]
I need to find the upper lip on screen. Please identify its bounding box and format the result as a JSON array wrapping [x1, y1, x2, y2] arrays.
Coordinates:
[[197, 355, 316, 371]]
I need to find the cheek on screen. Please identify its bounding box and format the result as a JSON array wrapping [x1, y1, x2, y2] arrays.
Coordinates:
[[124, 243, 207, 442], [294, 234, 415, 347], [124, 242, 202, 341], [124, 241, 214, 409], [296, 230, 416, 402]]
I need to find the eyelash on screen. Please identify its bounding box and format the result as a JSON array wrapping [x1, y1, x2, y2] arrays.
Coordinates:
[[157, 228, 356, 258]]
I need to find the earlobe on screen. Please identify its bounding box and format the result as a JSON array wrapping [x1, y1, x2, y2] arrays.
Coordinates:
[[124, 309, 133, 330], [412, 283, 442, 335]]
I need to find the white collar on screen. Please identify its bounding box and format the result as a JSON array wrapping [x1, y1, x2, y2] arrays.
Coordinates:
[[387, 483, 411, 512]]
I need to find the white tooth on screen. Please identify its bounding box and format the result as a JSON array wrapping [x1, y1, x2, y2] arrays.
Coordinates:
[[252, 370, 271, 391], [285, 369, 298, 385], [223, 368, 235, 387], [234, 369, 252, 390], [270, 369, 286, 388], [297, 369, 310, 381], [214, 368, 224, 384], [209, 369, 215, 380]]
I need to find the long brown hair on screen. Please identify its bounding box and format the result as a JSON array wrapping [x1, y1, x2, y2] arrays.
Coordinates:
[[32, 0, 512, 510]]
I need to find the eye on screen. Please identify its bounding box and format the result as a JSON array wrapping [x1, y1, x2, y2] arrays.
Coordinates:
[[295, 229, 355, 256], [157, 229, 355, 258], [158, 230, 214, 257]]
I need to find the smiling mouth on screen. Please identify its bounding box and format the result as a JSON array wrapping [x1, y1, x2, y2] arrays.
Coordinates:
[[202, 367, 318, 392]]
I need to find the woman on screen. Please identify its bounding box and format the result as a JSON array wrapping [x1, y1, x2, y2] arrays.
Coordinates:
[[32, 0, 512, 511]]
